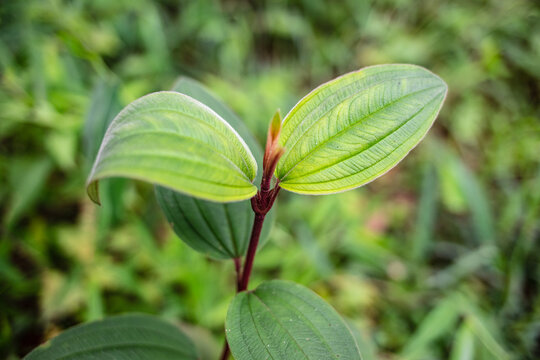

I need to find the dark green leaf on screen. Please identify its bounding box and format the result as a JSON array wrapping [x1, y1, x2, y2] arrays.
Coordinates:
[[24, 314, 198, 360], [226, 280, 362, 360]]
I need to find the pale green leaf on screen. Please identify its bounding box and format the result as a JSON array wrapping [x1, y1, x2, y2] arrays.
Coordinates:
[[450, 320, 475, 360], [226, 280, 362, 360], [469, 315, 511, 360], [24, 314, 198, 360], [276, 64, 447, 194], [401, 293, 460, 359], [4, 157, 53, 229], [86, 91, 258, 203], [156, 186, 268, 259], [155, 77, 273, 259]]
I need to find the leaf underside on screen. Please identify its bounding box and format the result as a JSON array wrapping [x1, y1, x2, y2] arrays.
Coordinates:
[[226, 280, 362, 360], [276, 64, 447, 194], [155, 78, 272, 259], [24, 314, 198, 360], [87, 91, 257, 204]]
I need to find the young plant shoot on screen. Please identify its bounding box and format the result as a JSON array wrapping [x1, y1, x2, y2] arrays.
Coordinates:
[[25, 64, 447, 360]]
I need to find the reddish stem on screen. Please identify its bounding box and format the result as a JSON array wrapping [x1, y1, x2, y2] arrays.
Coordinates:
[[239, 185, 280, 292], [221, 113, 283, 359], [219, 342, 230, 360], [239, 213, 266, 291]]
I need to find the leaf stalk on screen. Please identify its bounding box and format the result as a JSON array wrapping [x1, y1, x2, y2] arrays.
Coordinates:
[[221, 111, 283, 359]]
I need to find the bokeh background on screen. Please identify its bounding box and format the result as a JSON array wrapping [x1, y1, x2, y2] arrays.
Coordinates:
[[1, 0, 539, 359]]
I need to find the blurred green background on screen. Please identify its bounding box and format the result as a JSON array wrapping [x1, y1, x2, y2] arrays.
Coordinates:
[[1, 0, 539, 359]]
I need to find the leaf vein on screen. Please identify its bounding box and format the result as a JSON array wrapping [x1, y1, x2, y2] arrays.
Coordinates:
[[282, 87, 444, 182], [250, 292, 310, 359]]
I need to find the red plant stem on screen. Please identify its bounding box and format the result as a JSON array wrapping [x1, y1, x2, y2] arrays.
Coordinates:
[[239, 212, 266, 291], [220, 189, 277, 360], [219, 342, 230, 360], [221, 112, 283, 358], [219, 211, 269, 360]]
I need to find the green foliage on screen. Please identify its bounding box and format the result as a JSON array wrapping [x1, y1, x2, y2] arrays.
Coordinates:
[[226, 280, 361, 360], [86, 91, 258, 204], [0, 0, 538, 359], [156, 187, 256, 259], [64, 62, 444, 357], [3, 158, 53, 230], [24, 314, 198, 360], [276, 64, 447, 194], [154, 77, 272, 259], [81, 61, 440, 357]]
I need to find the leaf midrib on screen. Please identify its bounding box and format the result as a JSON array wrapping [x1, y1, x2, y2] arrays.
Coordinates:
[[269, 284, 361, 357], [280, 67, 427, 146], [280, 86, 444, 182], [112, 105, 254, 178], [100, 153, 254, 186], [105, 129, 252, 182], [280, 73, 434, 166], [258, 291, 337, 357], [249, 292, 308, 360], [282, 99, 437, 188], [192, 199, 236, 258]]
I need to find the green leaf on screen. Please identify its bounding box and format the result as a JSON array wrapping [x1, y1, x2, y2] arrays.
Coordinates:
[[155, 77, 272, 259], [4, 157, 53, 230], [156, 186, 260, 259], [410, 163, 438, 262], [226, 280, 362, 360], [169, 77, 263, 162], [86, 91, 258, 204], [24, 313, 198, 360], [276, 64, 447, 194], [468, 315, 511, 360], [450, 320, 475, 360], [401, 293, 461, 359]]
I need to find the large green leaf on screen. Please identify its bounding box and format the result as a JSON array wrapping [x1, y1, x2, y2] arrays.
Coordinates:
[[226, 280, 362, 360], [276, 64, 447, 194], [87, 91, 258, 204], [24, 314, 198, 360], [155, 77, 272, 259]]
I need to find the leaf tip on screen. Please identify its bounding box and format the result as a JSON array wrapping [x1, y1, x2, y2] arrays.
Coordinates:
[[270, 109, 282, 139]]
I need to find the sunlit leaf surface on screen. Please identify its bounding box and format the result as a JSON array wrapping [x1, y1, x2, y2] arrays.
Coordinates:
[[276, 64, 447, 194], [87, 91, 257, 203], [155, 78, 272, 259]]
